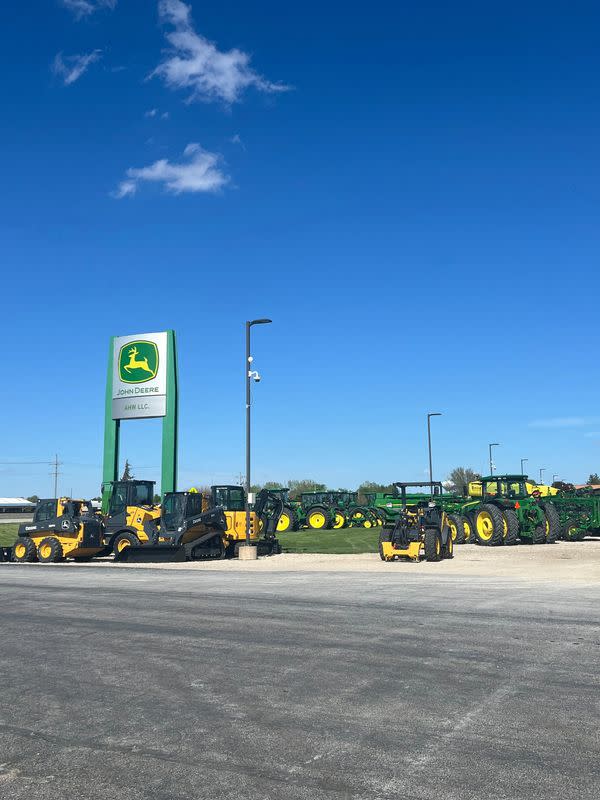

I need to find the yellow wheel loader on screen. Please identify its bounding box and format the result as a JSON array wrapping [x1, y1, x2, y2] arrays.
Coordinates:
[[13, 498, 105, 563], [378, 482, 454, 563]]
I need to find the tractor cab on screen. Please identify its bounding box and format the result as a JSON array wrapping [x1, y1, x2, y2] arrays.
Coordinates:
[[480, 475, 529, 500], [107, 480, 156, 516], [211, 485, 246, 511]]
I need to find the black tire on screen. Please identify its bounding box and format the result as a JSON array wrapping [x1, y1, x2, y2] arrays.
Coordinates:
[[37, 537, 63, 563], [531, 525, 547, 544], [503, 509, 519, 546], [306, 506, 331, 530], [424, 528, 442, 561], [562, 518, 584, 542], [448, 514, 465, 544], [443, 530, 454, 559], [463, 515, 476, 543], [331, 508, 348, 529], [13, 537, 37, 563], [473, 504, 504, 546], [541, 503, 560, 543], [378, 529, 392, 561], [112, 531, 140, 560], [277, 505, 298, 533]]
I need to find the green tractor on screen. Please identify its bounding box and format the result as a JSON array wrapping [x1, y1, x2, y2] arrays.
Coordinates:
[[267, 489, 380, 532], [461, 474, 559, 546], [542, 486, 600, 541]]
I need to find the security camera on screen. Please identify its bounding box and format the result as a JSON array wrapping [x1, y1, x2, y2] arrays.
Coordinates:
[[248, 370, 261, 382]]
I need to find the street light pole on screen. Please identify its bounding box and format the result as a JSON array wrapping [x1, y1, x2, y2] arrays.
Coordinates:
[[539, 467, 545, 484], [245, 318, 272, 546], [520, 457, 528, 476], [427, 412, 442, 495], [489, 443, 500, 475], [552, 473, 558, 484]]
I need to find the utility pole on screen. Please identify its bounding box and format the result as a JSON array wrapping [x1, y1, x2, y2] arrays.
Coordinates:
[[52, 454, 61, 498]]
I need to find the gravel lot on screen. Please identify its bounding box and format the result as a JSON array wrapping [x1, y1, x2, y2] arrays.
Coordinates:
[[1, 543, 599, 799]]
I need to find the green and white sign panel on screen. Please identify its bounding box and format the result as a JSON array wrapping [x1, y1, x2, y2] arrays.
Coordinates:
[[112, 331, 168, 419]]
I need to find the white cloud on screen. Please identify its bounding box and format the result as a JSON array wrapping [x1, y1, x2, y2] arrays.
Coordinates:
[[113, 142, 229, 198], [145, 108, 158, 117], [151, 0, 290, 104], [52, 50, 102, 85], [62, 0, 117, 19], [529, 417, 588, 429]]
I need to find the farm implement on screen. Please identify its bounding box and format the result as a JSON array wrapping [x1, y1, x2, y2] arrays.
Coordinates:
[[270, 489, 380, 532]]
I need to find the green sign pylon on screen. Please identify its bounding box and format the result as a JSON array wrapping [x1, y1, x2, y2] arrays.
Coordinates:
[[101, 330, 178, 512]]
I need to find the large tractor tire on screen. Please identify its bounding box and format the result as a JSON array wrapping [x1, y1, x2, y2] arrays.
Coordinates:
[[113, 531, 140, 560], [473, 504, 504, 546], [13, 537, 37, 563], [306, 507, 331, 531], [37, 537, 63, 563], [541, 503, 560, 543], [531, 524, 547, 544], [277, 505, 298, 533], [447, 514, 465, 544], [462, 515, 475, 543], [443, 531, 454, 559], [502, 509, 519, 546], [350, 507, 373, 528], [332, 508, 348, 529], [424, 528, 442, 562]]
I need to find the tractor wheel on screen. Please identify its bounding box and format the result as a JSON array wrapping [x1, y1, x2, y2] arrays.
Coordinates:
[[443, 531, 454, 559], [378, 529, 392, 561], [306, 507, 331, 530], [541, 503, 560, 543], [37, 537, 63, 563], [374, 509, 388, 526], [473, 505, 504, 546], [113, 531, 140, 560], [448, 514, 465, 544], [531, 525, 547, 544], [562, 518, 584, 542], [502, 509, 519, 546], [13, 537, 37, 563], [462, 515, 474, 543], [424, 528, 442, 562], [277, 506, 297, 533], [350, 508, 370, 527], [332, 509, 347, 529]]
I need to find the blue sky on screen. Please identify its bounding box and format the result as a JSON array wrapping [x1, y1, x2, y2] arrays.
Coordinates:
[[1, 0, 600, 497]]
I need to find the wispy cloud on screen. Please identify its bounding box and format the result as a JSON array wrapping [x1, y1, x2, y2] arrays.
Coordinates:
[[151, 0, 290, 104], [61, 0, 117, 18], [529, 417, 589, 429], [145, 108, 170, 119], [229, 133, 245, 150], [52, 50, 102, 85], [113, 143, 229, 198]]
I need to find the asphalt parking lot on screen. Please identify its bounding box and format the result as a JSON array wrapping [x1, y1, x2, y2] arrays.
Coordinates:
[[1, 561, 599, 799]]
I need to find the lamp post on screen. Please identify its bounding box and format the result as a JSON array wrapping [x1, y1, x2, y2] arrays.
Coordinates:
[[427, 412, 442, 495], [520, 457, 528, 476], [552, 473, 558, 485], [245, 318, 272, 546], [539, 467, 545, 484], [489, 443, 500, 475]]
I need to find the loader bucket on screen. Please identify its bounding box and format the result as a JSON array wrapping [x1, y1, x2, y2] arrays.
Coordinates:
[[117, 545, 188, 564]]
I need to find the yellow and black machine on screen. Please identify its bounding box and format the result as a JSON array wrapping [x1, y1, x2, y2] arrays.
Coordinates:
[[378, 482, 454, 562], [117, 485, 283, 563], [102, 480, 162, 557], [13, 498, 105, 563]]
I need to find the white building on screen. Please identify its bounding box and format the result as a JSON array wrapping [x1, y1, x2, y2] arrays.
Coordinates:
[[0, 497, 36, 514]]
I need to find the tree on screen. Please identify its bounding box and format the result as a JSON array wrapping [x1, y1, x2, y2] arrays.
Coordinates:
[[27, 495, 39, 503], [121, 460, 133, 481], [587, 473, 600, 485], [357, 481, 395, 503], [445, 467, 481, 496], [153, 494, 161, 503], [287, 479, 327, 499]]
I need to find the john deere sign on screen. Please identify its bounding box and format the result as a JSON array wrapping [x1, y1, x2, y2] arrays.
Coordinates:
[[112, 332, 167, 419], [102, 330, 178, 511]]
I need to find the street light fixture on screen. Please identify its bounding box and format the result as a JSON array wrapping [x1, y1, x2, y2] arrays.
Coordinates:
[[245, 318, 272, 546], [539, 467, 545, 484], [520, 458, 528, 476], [489, 443, 500, 475], [552, 473, 559, 484], [427, 413, 442, 496]]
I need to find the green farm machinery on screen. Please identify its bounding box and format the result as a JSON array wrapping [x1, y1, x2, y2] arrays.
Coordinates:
[[543, 488, 600, 541], [268, 489, 380, 532], [460, 474, 559, 546]]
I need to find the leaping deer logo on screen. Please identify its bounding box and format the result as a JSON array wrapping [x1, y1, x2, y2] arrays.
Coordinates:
[[124, 346, 154, 375]]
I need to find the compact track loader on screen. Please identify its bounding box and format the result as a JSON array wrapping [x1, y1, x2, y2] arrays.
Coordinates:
[[13, 498, 104, 563], [378, 482, 454, 562]]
